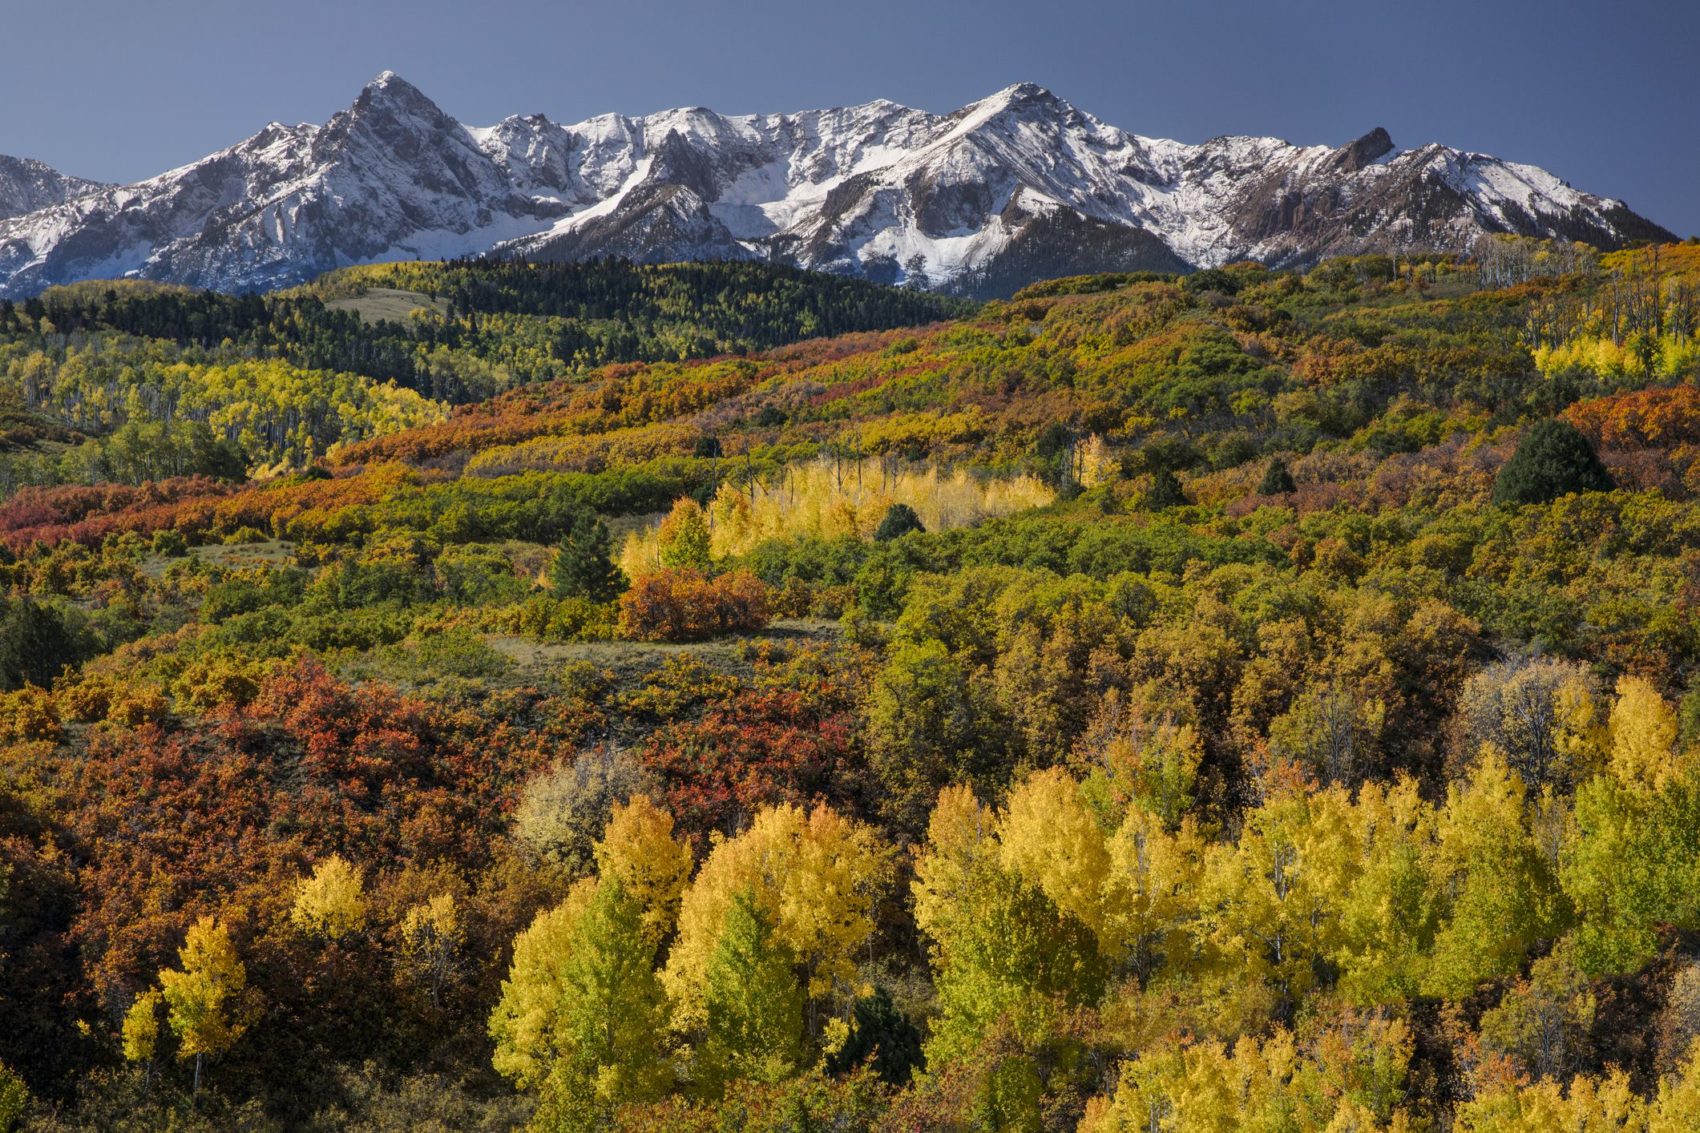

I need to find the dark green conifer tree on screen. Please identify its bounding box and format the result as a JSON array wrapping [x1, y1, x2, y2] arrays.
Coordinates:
[[874, 503, 926, 542], [1493, 419, 1613, 506], [1259, 456, 1296, 495], [551, 507, 626, 602]]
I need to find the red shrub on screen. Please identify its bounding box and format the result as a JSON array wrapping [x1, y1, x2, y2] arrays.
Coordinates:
[[1566, 384, 1700, 450], [618, 568, 769, 642]]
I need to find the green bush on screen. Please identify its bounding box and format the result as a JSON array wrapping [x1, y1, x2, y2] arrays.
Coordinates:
[[874, 503, 926, 543], [1493, 418, 1613, 506]]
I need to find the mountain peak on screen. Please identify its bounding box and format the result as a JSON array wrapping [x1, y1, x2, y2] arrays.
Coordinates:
[[0, 154, 107, 221], [974, 82, 1060, 111], [1331, 126, 1396, 172], [354, 70, 439, 115]]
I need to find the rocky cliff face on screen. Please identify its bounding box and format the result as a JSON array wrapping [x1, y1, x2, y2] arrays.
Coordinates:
[[0, 74, 1674, 298], [0, 155, 106, 222]]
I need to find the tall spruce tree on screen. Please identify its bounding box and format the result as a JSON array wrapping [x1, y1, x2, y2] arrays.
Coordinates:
[[1259, 456, 1296, 495], [699, 889, 804, 1090], [551, 507, 626, 602]]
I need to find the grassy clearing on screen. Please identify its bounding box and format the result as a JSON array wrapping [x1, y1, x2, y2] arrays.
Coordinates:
[[483, 618, 841, 687], [324, 287, 451, 325]]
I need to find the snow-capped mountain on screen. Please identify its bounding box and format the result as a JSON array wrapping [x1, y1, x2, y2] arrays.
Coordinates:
[[0, 74, 1674, 298], [0, 156, 106, 221]]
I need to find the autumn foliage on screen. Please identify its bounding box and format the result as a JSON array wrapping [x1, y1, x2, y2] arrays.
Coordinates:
[[11, 246, 1700, 1127], [617, 568, 769, 642]]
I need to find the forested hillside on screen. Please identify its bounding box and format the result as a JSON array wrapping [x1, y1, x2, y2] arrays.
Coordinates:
[[5, 240, 1700, 1131], [0, 261, 967, 493]]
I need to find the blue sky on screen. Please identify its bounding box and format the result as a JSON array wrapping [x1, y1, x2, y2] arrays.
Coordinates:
[[8, 0, 1697, 236]]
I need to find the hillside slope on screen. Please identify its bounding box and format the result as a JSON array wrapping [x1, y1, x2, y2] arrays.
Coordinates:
[[4, 242, 1700, 1128]]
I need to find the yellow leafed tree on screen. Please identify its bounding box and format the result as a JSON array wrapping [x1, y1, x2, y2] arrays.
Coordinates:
[[999, 767, 1116, 943], [488, 879, 598, 1088], [120, 990, 162, 1066], [158, 917, 251, 1091], [621, 460, 1054, 578], [399, 894, 463, 1009], [289, 854, 368, 941], [1608, 675, 1683, 789], [593, 794, 693, 947], [662, 803, 891, 1033]]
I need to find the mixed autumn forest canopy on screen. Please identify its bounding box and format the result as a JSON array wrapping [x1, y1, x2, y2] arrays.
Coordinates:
[[5, 239, 1700, 1130]]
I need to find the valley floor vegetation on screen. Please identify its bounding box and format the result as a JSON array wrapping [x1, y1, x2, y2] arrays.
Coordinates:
[[3, 239, 1700, 1129]]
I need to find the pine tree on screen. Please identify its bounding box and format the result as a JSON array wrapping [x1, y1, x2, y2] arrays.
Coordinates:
[[703, 884, 809, 1088], [1145, 467, 1188, 510], [1492, 418, 1613, 506], [0, 598, 81, 691], [1258, 456, 1296, 495], [553, 879, 671, 1111], [551, 507, 626, 601], [700, 889, 804, 1090], [490, 879, 670, 1118]]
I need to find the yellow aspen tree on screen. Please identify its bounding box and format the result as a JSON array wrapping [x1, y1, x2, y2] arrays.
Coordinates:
[[158, 917, 251, 1092], [593, 794, 693, 947], [550, 879, 671, 1115], [1198, 782, 1357, 1027], [491, 877, 671, 1126], [1103, 804, 1205, 983], [999, 767, 1115, 944], [1082, 1023, 1415, 1132], [911, 784, 1104, 1065], [398, 894, 463, 1009], [488, 879, 597, 1088], [1608, 674, 1682, 789], [121, 989, 162, 1066], [909, 784, 998, 954], [0, 1063, 25, 1133], [663, 803, 889, 1035], [1424, 752, 1567, 1000], [1455, 1068, 1645, 1132], [656, 497, 712, 570], [289, 854, 367, 941], [1651, 1040, 1700, 1132], [1078, 434, 1118, 488], [1332, 777, 1438, 1006]]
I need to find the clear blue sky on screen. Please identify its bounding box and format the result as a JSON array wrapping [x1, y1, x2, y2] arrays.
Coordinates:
[[6, 0, 1697, 236]]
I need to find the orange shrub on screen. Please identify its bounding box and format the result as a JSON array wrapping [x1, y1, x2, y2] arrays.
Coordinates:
[[617, 568, 769, 642], [1565, 384, 1700, 450]]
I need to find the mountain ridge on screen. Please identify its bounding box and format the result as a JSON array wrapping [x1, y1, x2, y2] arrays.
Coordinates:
[[0, 73, 1674, 298], [0, 154, 109, 221]]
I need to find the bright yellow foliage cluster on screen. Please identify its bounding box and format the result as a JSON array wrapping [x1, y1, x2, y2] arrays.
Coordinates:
[[289, 854, 368, 941], [620, 459, 1054, 576]]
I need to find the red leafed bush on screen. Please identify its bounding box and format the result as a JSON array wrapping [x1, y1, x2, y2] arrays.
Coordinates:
[[618, 568, 769, 642], [1565, 384, 1700, 450], [640, 684, 858, 841]]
